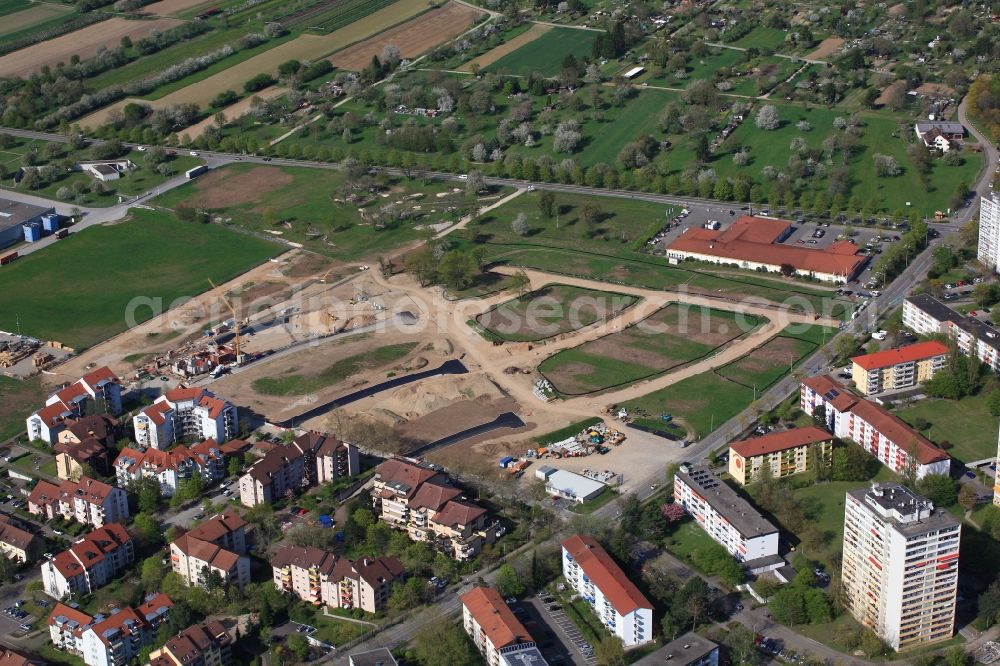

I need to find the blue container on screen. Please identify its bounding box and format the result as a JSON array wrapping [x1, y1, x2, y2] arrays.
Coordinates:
[[22, 223, 41, 242], [41, 214, 60, 234], [499, 456, 515, 468]]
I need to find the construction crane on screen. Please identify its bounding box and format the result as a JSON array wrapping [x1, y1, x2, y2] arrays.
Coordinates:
[[208, 279, 245, 365]]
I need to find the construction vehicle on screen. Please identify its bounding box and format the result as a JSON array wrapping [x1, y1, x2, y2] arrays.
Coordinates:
[[208, 279, 247, 366]]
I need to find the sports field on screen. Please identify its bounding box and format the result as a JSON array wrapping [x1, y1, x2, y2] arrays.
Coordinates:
[[539, 305, 761, 395], [0, 209, 279, 349], [0, 2, 73, 38], [0, 17, 183, 77], [475, 284, 638, 342], [485, 26, 600, 77]]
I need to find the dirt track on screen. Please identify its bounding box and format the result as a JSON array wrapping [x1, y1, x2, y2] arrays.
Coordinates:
[[0, 17, 183, 77], [330, 1, 484, 71]]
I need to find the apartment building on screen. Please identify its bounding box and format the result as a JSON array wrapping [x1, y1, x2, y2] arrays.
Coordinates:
[[55, 414, 119, 480], [371, 458, 501, 560], [114, 442, 225, 497], [461, 587, 550, 666], [635, 633, 719, 666], [0, 515, 42, 563], [148, 621, 233, 666], [674, 464, 779, 562], [315, 434, 360, 484], [28, 476, 129, 528], [903, 294, 1000, 372], [42, 524, 133, 599], [271, 545, 404, 613], [841, 484, 960, 651], [977, 191, 1000, 272], [561, 534, 654, 647], [801, 375, 951, 479], [133, 388, 237, 449], [49, 593, 172, 666], [169, 512, 249, 591], [239, 432, 357, 507], [850, 341, 950, 396], [728, 426, 833, 485], [26, 367, 123, 444]]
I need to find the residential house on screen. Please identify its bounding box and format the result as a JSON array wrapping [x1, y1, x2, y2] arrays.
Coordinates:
[[461, 587, 549, 666], [80, 593, 173, 666], [239, 432, 357, 507], [903, 294, 1000, 372], [133, 388, 237, 449], [148, 621, 233, 666], [850, 341, 950, 395], [77, 160, 134, 183], [0, 515, 41, 563], [26, 367, 122, 444], [169, 512, 249, 590], [330, 556, 404, 614], [371, 458, 501, 560], [41, 524, 134, 599], [114, 442, 225, 497], [800, 375, 951, 478], [728, 426, 833, 485], [271, 545, 404, 613], [28, 476, 129, 528], [0, 648, 43, 666], [48, 603, 95, 656], [914, 121, 964, 151], [55, 414, 119, 480], [561, 534, 655, 647]]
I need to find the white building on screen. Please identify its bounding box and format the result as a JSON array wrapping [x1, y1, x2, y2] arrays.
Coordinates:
[[801, 375, 952, 479], [133, 387, 237, 449], [271, 546, 404, 614], [673, 464, 779, 562], [979, 192, 1000, 273], [42, 524, 133, 599], [113, 441, 225, 497], [169, 512, 249, 591], [26, 367, 122, 444], [903, 294, 1000, 372], [842, 484, 960, 651], [561, 534, 654, 647], [28, 477, 129, 529], [460, 586, 548, 666], [544, 469, 606, 504], [48, 594, 172, 666]]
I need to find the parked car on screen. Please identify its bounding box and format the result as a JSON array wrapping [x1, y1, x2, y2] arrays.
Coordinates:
[[872, 330, 887, 340]]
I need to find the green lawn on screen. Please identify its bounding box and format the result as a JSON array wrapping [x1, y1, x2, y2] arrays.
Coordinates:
[[485, 27, 599, 77], [622, 371, 756, 439], [730, 27, 789, 50], [715, 333, 821, 389], [646, 47, 745, 87], [0, 0, 28, 15], [250, 342, 418, 395], [476, 283, 638, 342], [895, 393, 998, 463], [568, 486, 619, 514], [156, 163, 479, 260], [0, 209, 280, 349], [539, 305, 761, 395], [664, 520, 721, 562], [0, 376, 45, 441]]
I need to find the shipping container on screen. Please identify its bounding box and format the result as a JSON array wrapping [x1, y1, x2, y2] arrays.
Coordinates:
[[185, 165, 209, 179], [0, 252, 18, 265]]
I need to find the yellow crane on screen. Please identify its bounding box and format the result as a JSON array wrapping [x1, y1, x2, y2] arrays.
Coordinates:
[[208, 279, 244, 365]]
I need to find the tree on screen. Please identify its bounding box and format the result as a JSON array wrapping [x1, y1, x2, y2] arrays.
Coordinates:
[[495, 564, 524, 598], [916, 473, 957, 507], [509, 270, 530, 298], [227, 456, 244, 478], [286, 633, 310, 661], [833, 334, 858, 360], [581, 202, 602, 234], [594, 635, 625, 666], [405, 246, 438, 286], [959, 483, 979, 512], [141, 556, 166, 593], [756, 105, 780, 130], [134, 512, 163, 546], [539, 190, 556, 218], [411, 615, 480, 666], [466, 170, 485, 195], [438, 250, 480, 290], [511, 213, 529, 236]]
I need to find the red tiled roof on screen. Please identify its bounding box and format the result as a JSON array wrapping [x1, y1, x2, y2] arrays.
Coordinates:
[[218, 439, 251, 456], [28, 480, 61, 508], [32, 401, 72, 427], [187, 511, 245, 544], [409, 481, 461, 513], [730, 426, 833, 458], [667, 216, 865, 277], [802, 375, 859, 412], [58, 476, 117, 505], [137, 592, 173, 621], [173, 535, 240, 571], [271, 546, 337, 574], [432, 500, 485, 528], [561, 534, 652, 617], [460, 587, 533, 650], [52, 523, 131, 577], [199, 395, 228, 419], [54, 383, 88, 406], [0, 516, 36, 551], [114, 446, 198, 475], [47, 603, 93, 629], [140, 400, 172, 426], [335, 556, 404, 588], [0, 648, 35, 666], [163, 621, 231, 663], [81, 366, 119, 389], [851, 341, 950, 371], [164, 387, 203, 402], [374, 459, 442, 498]]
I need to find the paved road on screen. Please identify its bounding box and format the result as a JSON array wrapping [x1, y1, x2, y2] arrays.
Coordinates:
[[957, 96, 999, 226]]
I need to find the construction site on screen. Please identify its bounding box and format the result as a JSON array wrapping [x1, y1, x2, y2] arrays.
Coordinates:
[[0, 332, 73, 379]]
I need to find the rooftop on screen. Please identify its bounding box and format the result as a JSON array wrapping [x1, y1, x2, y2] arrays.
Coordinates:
[[348, 648, 399, 666], [849, 483, 959, 537], [634, 632, 718, 666], [460, 587, 534, 650], [544, 469, 606, 501], [561, 534, 653, 617], [0, 197, 53, 232], [675, 465, 779, 538], [904, 294, 963, 324], [729, 426, 832, 458], [851, 340, 950, 371]]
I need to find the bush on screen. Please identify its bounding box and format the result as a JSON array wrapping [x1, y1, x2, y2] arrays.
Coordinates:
[[244, 73, 276, 93]]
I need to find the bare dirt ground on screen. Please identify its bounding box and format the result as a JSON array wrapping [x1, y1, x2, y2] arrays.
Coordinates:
[[178, 87, 288, 140], [178, 166, 295, 208], [0, 3, 72, 37], [915, 82, 956, 97], [458, 22, 550, 72], [140, 0, 212, 16], [875, 79, 905, 106], [0, 17, 183, 77], [329, 1, 484, 71], [804, 36, 845, 61]]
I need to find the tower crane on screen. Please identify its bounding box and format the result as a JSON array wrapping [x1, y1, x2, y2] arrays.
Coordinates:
[[208, 279, 245, 365]]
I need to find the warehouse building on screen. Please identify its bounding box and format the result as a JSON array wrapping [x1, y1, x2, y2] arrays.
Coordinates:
[[0, 198, 55, 249]]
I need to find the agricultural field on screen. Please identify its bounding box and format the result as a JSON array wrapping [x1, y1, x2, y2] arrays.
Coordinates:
[[485, 26, 600, 77], [154, 162, 493, 259], [329, 1, 484, 71], [475, 284, 638, 342], [0, 2, 75, 39], [539, 305, 761, 395], [139, 0, 214, 16], [459, 23, 549, 72], [0, 209, 280, 349], [714, 333, 819, 388], [0, 17, 183, 78]]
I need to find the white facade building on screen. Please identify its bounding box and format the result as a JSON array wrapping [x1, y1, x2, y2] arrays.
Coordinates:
[[28, 477, 129, 529], [133, 388, 237, 449], [903, 294, 1000, 372], [842, 484, 960, 651], [561, 534, 654, 647], [673, 464, 779, 562], [26, 367, 122, 444], [461, 586, 548, 666], [41, 524, 134, 599], [979, 192, 1000, 272]]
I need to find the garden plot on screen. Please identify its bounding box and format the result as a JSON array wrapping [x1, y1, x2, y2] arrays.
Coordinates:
[[539, 304, 762, 395]]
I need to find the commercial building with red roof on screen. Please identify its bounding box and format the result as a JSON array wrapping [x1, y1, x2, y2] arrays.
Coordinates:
[[666, 216, 866, 283], [461, 587, 546, 666], [850, 341, 950, 395], [28, 476, 128, 528], [132, 388, 237, 450], [41, 523, 133, 599], [561, 534, 654, 647], [801, 375, 951, 479], [26, 367, 122, 444], [728, 426, 833, 485]]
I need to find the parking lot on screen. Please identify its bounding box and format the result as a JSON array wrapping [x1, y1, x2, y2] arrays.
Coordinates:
[[522, 595, 595, 665]]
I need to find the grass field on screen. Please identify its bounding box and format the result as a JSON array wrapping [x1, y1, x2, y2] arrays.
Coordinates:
[[895, 393, 997, 464], [646, 47, 744, 88], [0, 210, 280, 349], [539, 305, 761, 395], [715, 334, 819, 388], [475, 284, 638, 342], [730, 26, 788, 50], [0, 0, 29, 16], [251, 342, 418, 395], [0, 376, 46, 441], [0, 2, 74, 39], [155, 163, 479, 260], [485, 26, 599, 77]]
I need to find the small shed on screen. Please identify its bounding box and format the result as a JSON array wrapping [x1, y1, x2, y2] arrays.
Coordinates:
[[22, 222, 41, 243], [535, 464, 556, 481], [499, 455, 515, 468], [623, 66, 646, 79]]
